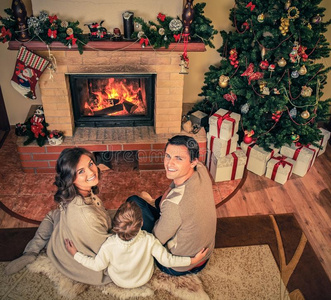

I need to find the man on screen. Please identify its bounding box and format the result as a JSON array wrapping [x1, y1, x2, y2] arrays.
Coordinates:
[[128, 135, 216, 276]]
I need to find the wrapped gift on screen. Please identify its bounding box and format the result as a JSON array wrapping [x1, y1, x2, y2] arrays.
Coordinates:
[[265, 155, 295, 185], [209, 109, 241, 140], [280, 143, 317, 177], [206, 132, 239, 169], [209, 148, 247, 182], [317, 128, 330, 156], [241, 142, 278, 176]]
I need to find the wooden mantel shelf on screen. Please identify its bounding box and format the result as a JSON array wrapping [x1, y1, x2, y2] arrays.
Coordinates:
[[8, 40, 206, 52]]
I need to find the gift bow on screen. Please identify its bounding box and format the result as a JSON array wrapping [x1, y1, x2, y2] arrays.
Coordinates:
[[48, 29, 57, 38], [49, 15, 58, 23], [157, 13, 166, 22], [66, 34, 77, 45], [271, 155, 293, 181], [213, 111, 235, 138], [139, 38, 149, 46], [246, 1, 256, 11], [173, 34, 181, 42]]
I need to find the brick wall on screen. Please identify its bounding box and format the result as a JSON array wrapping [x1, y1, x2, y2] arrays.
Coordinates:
[[36, 50, 185, 136]]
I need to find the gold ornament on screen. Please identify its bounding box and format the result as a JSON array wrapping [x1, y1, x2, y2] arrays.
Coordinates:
[[279, 17, 290, 36], [298, 65, 307, 75], [66, 27, 74, 35], [301, 110, 310, 119], [287, 7, 300, 20], [218, 75, 229, 88], [277, 57, 287, 67], [301, 86, 313, 97], [307, 23, 312, 30], [257, 14, 265, 23]]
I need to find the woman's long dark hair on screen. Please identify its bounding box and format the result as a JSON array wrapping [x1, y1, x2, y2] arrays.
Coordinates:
[[54, 148, 100, 204]]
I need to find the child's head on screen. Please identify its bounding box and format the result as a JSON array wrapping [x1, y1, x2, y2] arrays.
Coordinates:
[[112, 201, 143, 241]]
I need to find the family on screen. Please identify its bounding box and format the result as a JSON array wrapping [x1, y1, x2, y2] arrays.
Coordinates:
[[6, 135, 217, 289]]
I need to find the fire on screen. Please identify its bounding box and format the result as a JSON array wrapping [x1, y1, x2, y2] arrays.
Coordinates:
[[85, 78, 147, 116]]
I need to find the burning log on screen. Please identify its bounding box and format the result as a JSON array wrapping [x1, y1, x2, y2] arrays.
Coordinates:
[[92, 104, 124, 115], [123, 100, 138, 114]]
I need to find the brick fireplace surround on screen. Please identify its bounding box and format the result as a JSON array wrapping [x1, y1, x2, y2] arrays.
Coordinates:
[[9, 41, 207, 173]]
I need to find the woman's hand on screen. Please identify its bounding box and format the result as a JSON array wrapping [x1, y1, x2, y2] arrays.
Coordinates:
[[191, 248, 208, 265], [64, 239, 78, 256], [140, 191, 156, 207]]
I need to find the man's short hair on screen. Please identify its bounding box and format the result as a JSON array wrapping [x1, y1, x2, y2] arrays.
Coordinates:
[[112, 202, 143, 241], [166, 135, 199, 162]]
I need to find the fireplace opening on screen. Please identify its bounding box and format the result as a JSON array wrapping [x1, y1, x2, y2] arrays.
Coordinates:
[[68, 73, 156, 127]]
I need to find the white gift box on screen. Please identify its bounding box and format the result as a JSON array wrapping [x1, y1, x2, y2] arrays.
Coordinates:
[[280, 143, 316, 177], [241, 142, 278, 176], [265, 155, 295, 185], [206, 132, 239, 169], [209, 148, 247, 182], [317, 128, 330, 156], [209, 109, 241, 140]]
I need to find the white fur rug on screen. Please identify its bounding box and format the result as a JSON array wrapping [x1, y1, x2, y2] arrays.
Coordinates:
[[1, 245, 288, 300]]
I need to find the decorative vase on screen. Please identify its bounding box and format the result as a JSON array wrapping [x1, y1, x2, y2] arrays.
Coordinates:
[[11, 0, 30, 42], [182, 0, 194, 35]]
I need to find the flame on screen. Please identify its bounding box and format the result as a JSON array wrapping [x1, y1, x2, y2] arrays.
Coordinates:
[[85, 78, 146, 116]]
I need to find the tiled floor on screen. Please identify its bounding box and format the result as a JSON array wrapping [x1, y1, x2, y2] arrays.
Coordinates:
[[0, 129, 241, 222]]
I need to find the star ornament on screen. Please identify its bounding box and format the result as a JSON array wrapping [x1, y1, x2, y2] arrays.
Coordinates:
[[241, 63, 264, 84]]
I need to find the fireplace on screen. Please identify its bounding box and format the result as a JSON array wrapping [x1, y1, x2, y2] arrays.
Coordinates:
[[69, 73, 155, 127]]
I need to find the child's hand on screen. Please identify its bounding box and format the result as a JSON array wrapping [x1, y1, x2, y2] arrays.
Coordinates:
[[64, 239, 78, 256], [191, 248, 208, 265]]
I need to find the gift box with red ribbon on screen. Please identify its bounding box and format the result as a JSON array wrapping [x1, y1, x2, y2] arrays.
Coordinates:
[[317, 128, 330, 157], [241, 142, 279, 176], [208, 109, 241, 140], [280, 142, 318, 177], [209, 148, 247, 182], [265, 155, 295, 185], [206, 132, 239, 170]]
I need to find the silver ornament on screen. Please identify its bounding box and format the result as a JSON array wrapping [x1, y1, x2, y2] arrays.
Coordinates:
[[291, 70, 299, 78], [137, 31, 145, 39], [241, 103, 250, 114], [289, 107, 297, 118], [169, 19, 183, 32]]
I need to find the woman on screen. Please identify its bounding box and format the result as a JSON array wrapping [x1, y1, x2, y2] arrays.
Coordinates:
[[6, 148, 112, 285]]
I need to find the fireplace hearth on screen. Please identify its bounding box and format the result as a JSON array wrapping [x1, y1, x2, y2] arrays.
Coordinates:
[[69, 73, 155, 128]]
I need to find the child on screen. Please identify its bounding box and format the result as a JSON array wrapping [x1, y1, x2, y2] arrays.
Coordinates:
[[65, 201, 208, 289]]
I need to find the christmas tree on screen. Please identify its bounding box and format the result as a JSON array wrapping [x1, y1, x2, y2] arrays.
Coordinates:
[[192, 0, 331, 150]]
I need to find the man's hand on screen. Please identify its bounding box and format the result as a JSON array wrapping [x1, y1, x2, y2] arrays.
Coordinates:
[[64, 239, 78, 256], [191, 248, 208, 265], [140, 191, 156, 207]]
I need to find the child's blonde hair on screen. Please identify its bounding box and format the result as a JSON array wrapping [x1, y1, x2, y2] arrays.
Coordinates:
[[112, 201, 143, 241]]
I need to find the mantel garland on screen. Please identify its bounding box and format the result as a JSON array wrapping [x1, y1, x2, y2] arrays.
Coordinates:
[[0, 3, 217, 54]]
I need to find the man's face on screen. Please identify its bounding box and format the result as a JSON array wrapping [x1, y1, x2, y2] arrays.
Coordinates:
[[164, 144, 198, 186]]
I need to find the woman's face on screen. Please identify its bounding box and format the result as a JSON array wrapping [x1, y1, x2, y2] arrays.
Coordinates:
[[73, 154, 99, 192]]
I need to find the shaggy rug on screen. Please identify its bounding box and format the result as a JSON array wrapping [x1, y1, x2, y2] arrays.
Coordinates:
[[1, 214, 330, 300], [1, 245, 286, 300]]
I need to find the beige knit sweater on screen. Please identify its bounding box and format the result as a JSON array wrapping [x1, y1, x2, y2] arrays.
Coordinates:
[[47, 194, 112, 285]]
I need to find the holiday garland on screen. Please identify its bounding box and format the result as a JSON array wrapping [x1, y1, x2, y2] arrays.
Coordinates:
[[0, 3, 217, 53], [0, 9, 87, 54]]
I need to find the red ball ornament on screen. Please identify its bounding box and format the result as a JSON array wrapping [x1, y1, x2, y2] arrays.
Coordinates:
[[259, 60, 269, 70], [243, 134, 254, 144]]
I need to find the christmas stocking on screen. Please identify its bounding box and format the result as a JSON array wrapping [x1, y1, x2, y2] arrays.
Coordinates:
[[11, 46, 49, 100]]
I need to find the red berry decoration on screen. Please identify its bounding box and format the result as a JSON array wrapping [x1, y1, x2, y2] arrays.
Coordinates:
[[229, 48, 239, 68]]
